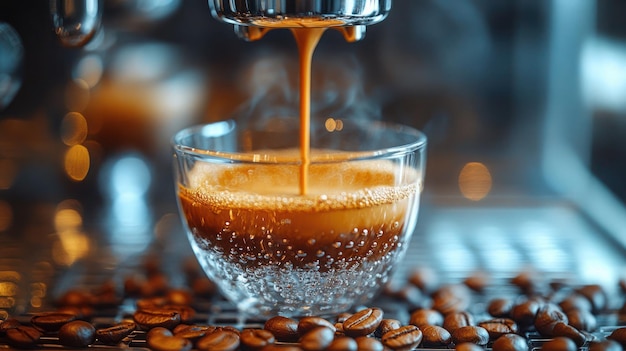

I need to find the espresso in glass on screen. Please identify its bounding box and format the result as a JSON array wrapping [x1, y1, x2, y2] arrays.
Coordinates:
[[174, 119, 425, 316]]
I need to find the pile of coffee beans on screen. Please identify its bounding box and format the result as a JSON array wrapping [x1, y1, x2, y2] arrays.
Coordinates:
[[1, 260, 625, 351]]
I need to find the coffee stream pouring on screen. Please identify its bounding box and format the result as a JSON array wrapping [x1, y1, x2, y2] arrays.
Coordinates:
[[207, 0, 392, 42]]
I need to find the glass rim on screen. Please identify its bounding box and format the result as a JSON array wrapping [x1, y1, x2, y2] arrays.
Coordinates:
[[172, 118, 427, 164]]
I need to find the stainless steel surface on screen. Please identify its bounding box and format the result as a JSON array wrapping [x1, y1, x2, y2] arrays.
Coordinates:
[[208, 0, 390, 41]]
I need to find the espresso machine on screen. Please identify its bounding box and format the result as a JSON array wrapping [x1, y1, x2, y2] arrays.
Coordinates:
[[0, 0, 625, 342]]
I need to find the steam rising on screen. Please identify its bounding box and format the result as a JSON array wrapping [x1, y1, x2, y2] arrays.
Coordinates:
[[233, 51, 381, 126]]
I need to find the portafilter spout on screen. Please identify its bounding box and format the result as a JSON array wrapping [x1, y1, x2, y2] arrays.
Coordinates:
[[207, 0, 392, 42]]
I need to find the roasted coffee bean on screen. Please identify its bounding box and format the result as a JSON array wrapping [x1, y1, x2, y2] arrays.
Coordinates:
[[163, 305, 196, 324], [487, 298, 514, 318], [166, 288, 194, 306], [96, 321, 136, 345], [336, 313, 352, 323], [197, 329, 240, 351], [420, 325, 452, 347], [381, 325, 423, 351], [30, 312, 76, 332], [589, 340, 623, 351], [451, 326, 490, 346], [326, 335, 358, 351], [455, 342, 484, 351], [607, 327, 626, 347], [395, 285, 426, 310], [0, 318, 20, 335], [511, 298, 543, 327], [191, 276, 218, 297], [298, 316, 335, 334], [399, 284, 424, 303], [375, 318, 401, 338], [264, 316, 299, 342], [443, 311, 474, 333], [541, 337, 577, 351], [343, 307, 383, 337], [409, 308, 444, 327], [56, 305, 93, 320], [566, 308, 597, 331], [477, 318, 518, 340], [355, 336, 384, 351], [58, 320, 96, 348], [147, 327, 193, 351], [534, 303, 568, 337], [510, 270, 542, 295], [492, 333, 528, 351], [463, 271, 490, 292], [6, 326, 42, 349], [133, 308, 181, 330], [334, 322, 345, 335], [174, 324, 215, 343], [559, 294, 592, 312], [432, 284, 472, 314], [576, 284, 608, 313], [136, 296, 169, 310], [57, 289, 93, 307], [221, 326, 241, 335], [240, 329, 275, 350], [552, 322, 586, 347], [142, 273, 170, 297], [408, 267, 439, 293], [299, 327, 334, 351]]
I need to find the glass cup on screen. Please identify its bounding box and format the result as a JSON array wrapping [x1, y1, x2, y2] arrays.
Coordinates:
[[172, 116, 426, 317]]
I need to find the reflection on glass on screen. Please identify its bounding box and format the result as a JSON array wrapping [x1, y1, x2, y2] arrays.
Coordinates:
[[50, 0, 102, 47]]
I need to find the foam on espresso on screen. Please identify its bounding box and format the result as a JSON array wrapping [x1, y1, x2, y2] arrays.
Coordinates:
[[178, 149, 420, 271]]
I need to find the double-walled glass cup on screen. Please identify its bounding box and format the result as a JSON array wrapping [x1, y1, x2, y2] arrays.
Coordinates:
[[172, 117, 426, 317]]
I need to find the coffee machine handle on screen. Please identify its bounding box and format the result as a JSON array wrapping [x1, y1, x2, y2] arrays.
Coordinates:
[[207, 0, 391, 42]]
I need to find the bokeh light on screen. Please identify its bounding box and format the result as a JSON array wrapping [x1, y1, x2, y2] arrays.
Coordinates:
[[458, 162, 492, 201], [64, 144, 90, 181], [324, 117, 343, 132], [53, 203, 90, 266], [73, 54, 103, 89], [60, 112, 88, 146]]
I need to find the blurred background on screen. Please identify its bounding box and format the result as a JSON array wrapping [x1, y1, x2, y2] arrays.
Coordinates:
[[1, 0, 625, 313]]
